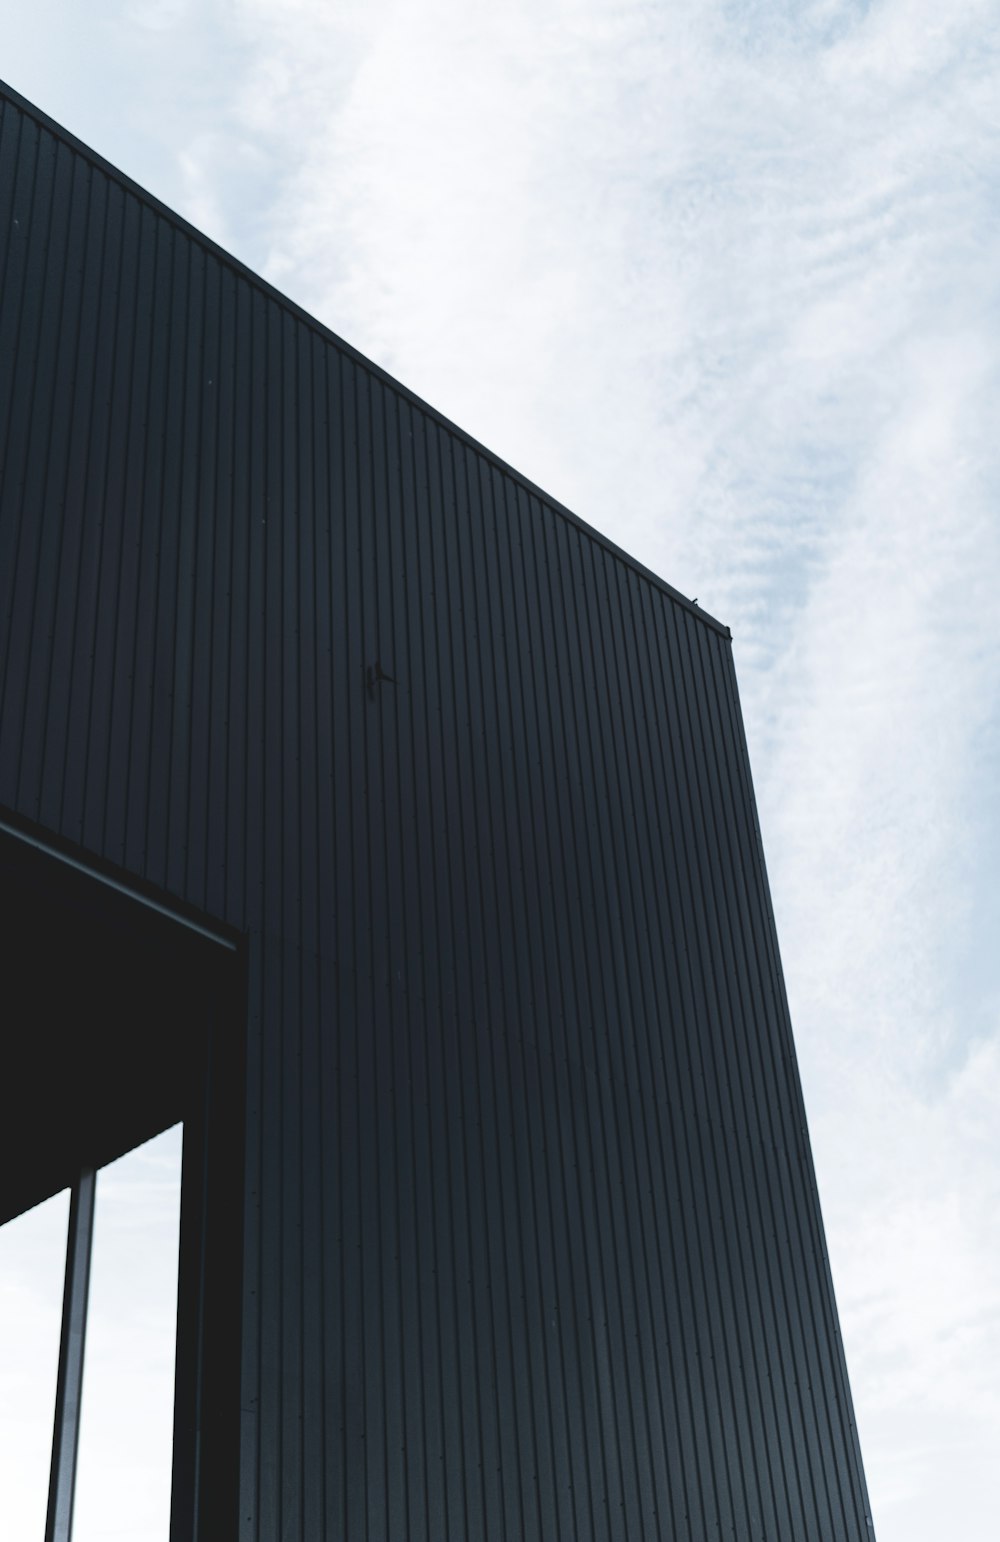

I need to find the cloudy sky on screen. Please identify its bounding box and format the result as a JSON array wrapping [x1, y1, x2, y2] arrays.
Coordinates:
[[5, 2, 1000, 1536]]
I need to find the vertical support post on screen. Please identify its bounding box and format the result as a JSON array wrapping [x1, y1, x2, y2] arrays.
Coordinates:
[[44, 1167, 96, 1542], [169, 1111, 207, 1542]]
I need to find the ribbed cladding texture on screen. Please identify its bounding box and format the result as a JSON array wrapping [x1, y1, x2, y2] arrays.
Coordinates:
[[0, 84, 874, 1542]]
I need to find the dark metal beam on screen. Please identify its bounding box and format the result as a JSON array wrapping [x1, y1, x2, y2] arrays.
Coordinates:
[[44, 1168, 96, 1542]]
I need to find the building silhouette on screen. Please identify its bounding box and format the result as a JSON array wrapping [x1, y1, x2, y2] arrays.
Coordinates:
[[0, 80, 874, 1541]]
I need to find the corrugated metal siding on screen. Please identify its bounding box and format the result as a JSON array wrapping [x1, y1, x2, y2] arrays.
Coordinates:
[[0, 81, 873, 1541]]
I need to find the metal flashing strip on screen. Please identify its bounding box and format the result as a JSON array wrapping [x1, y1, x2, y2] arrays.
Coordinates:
[[0, 814, 238, 952]]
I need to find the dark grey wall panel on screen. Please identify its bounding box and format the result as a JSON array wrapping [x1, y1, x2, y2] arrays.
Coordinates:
[[0, 80, 874, 1540]]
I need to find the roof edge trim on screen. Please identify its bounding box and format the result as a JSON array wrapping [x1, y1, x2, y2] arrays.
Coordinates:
[[0, 77, 730, 641], [0, 808, 241, 952]]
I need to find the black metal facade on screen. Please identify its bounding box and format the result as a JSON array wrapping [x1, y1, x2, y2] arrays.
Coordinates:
[[0, 80, 874, 1540]]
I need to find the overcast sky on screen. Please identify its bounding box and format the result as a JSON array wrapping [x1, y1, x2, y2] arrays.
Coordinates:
[[5, 2, 1000, 1536]]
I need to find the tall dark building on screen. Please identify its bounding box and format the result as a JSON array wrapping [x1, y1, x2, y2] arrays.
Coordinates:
[[0, 80, 874, 1541]]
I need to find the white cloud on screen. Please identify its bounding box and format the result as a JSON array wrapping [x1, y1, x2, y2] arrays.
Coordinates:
[[4, 2, 1000, 1534]]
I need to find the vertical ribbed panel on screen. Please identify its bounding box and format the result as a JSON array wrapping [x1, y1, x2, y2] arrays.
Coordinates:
[[0, 82, 874, 1541]]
